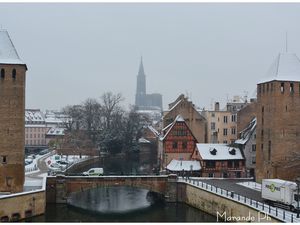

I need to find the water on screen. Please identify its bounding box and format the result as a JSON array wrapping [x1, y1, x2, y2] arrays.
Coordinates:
[[29, 186, 217, 222]]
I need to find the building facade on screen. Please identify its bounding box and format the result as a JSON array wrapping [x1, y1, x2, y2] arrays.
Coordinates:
[[163, 94, 206, 143], [235, 117, 256, 178], [135, 57, 163, 110], [0, 30, 27, 193], [192, 143, 246, 178], [256, 52, 300, 182], [159, 115, 198, 170]]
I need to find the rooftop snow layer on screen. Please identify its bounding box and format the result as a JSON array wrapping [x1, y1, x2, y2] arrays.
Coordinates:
[[166, 159, 201, 171], [258, 52, 300, 84], [196, 143, 244, 160], [0, 30, 25, 65]]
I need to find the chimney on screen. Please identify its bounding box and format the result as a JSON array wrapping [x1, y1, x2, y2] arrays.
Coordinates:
[[215, 102, 220, 111]]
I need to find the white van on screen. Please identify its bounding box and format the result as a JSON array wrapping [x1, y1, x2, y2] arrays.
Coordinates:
[[83, 168, 104, 176]]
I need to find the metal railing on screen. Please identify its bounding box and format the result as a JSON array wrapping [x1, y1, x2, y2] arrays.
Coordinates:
[[178, 177, 299, 223]]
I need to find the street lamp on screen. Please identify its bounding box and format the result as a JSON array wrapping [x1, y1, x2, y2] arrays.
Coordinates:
[[296, 177, 300, 218]]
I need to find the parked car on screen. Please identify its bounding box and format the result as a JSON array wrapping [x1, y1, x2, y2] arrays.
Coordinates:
[[83, 168, 104, 176]]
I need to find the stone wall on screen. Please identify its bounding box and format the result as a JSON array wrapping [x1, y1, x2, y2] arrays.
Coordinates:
[[181, 182, 280, 222], [0, 190, 45, 221]]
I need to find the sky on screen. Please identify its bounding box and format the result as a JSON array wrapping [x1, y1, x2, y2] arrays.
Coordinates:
[[1, 3, 300, 111]]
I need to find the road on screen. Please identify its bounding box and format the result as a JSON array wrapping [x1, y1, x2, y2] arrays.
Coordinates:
[[195, 178, 263, 202]]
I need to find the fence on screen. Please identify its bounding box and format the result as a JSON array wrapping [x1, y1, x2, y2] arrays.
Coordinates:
[[178, 177, 300, 223]]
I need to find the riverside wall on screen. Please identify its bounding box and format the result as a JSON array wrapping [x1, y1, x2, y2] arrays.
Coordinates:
[[0, 178, 46, 222]]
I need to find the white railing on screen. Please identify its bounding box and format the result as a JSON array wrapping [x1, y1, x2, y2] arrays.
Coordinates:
[[178, 177, 300, 223]]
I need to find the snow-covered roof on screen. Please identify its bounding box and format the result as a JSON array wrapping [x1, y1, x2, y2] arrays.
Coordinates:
[[235, 117, 256, 145], [258, 52, 300, 84], [196, 143, 244, 160], [138, 137, 150, 143], [166, 159, 201, 171], [25, 109, 45, 123], [148, 125, 160, 137], [160, 115, 185, 141], [0, 30, 25, 66], [46, 127, 65, 136]]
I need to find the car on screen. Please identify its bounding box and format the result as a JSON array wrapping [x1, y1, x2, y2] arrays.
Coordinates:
[[39, 149, 49, 155], [82, 168, 104, 176]]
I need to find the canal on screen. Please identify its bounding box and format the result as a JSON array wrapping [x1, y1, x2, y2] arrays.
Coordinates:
[[29, 186, 216, 222], [30, 152, 217, 222]]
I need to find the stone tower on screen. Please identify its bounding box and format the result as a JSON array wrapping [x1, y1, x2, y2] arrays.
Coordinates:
[[0, 30, 27, 193], [256, 52, 300, 182], [135, 57, 146, 107]]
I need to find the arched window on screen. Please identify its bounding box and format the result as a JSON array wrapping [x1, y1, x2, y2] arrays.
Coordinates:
[[12, 69, 16, 80], [1, 69, 5, 79]]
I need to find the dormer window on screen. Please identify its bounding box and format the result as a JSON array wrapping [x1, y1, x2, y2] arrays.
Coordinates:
[[229, 148, 236, 155], [210, 148, 217, 155]]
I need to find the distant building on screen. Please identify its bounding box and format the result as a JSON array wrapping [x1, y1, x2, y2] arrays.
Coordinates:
[[25, 109, 67, 151], [236, 99, 257, 134], [25, 109, 48, 148], [0, 30, 27, 193], [192, 144, 246, 178], [163, 94, 206, 143], [135, 57, 163, 110], [235, 117, 257, 178], [202, 97, 250, 144], [256, 52, 300, 181]]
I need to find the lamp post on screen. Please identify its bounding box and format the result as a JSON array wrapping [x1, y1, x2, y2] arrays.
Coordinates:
[[296, 177, 300, 218]]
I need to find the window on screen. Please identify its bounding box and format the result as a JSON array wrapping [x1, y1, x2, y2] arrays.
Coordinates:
[[12, 69, 16, 80], [206, 161, 215, 168], [223, 140, 228, 144], [271, 83, 274, 92], [267, 83, 269, 92], [262, 84, 265, 93], [211, 113, 215, 117], [252, 156, 256, 164], [2, 156, 7, 164], [252, 144, 256, 152], [223, 116, 228, 123], [290, 83, 294, 93], [182, 141, 187, 149], [211, 122, 215, 130], [294, 194, 300, 202], [261, 144, 263, 151], [280, 82, 284, 93], [0, 69, 4, 79], [231, 127, 236, 135], [261, 129, 264, 138], [231, 114, 236, 122], [172, 142, 177, 149], [223, 128, 228, 136], [208, 173, 214, 177]]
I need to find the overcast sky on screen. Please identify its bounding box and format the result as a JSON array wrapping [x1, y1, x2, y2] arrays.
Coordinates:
[[1, 3, 300, 111]]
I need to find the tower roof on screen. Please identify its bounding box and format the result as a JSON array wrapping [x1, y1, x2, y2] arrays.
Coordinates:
[[0, 30, 26, 66], [138, 56, 145, 76], [258, 52, 300, 84]]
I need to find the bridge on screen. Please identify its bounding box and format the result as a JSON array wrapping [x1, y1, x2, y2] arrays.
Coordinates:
[[46, 175, 178, 204]]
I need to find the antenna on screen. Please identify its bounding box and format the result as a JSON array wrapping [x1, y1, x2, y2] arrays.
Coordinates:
[[286, 31, 288, 53]]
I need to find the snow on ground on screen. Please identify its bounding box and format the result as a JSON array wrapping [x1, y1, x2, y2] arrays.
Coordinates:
[[237, 181, 262, 192]]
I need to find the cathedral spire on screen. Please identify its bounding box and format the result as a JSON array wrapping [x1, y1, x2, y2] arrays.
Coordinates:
[[138, 56, 145, 76]]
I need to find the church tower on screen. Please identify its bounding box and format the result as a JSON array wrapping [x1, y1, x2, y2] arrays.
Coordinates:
[[0, 30, 27, 193], [256, 52, 300, 182], [135, 57, 146, 107]]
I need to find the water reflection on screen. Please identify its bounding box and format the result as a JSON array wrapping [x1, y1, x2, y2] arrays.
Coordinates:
[[68, 186, 154, 213]]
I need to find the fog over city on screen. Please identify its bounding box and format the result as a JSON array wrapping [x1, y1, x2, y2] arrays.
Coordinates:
[[1, 3, 300, 111]]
